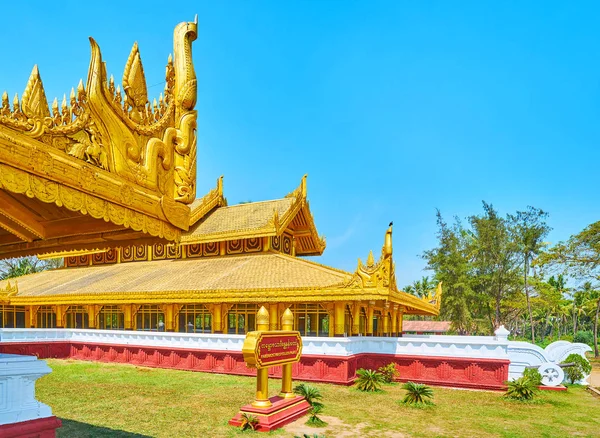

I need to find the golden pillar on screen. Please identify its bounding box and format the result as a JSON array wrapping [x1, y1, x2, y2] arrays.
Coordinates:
[[351, 303, 360, 336], [27, 306, 36, 328], [391, 305, 398, 337], [123, 305, 133, 330], [55, 305, 66, 328], [213, 304, 223, 334], [87, 305, 96, 329], [164, 304, 175, 332], [253, 306, 271, 408], [366, 302, 374, 336], [334, 302, 345, 337], [398, 310, 404, 336], [269, 303, 279, 331], [382, 304, 389, 337], [280, 308, 295, 398]]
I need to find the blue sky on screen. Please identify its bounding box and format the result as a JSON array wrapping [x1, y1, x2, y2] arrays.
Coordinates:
[[1, 2, 599, 286]]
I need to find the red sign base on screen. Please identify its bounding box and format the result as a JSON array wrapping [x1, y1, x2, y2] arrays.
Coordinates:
[[229, 396, 310, 432]]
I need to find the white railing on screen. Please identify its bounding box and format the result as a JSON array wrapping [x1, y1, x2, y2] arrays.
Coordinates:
[[0, 327, 591, 384]]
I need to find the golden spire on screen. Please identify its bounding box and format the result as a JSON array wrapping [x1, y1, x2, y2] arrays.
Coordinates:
[[22, 65, 50, 119], [383, 223, 393, 258], [367, 250, 375, 267], [282, 308, 293, 331], [256, 306, 269, 331]]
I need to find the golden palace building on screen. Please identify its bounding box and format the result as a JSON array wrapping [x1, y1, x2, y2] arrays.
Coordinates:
[[0, 19, 440, 337]]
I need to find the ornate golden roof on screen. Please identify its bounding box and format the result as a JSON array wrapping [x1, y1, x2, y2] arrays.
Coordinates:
[[0, 19, 200, 259], [182, 175, 326, 255], [5, 252, 350, 303]]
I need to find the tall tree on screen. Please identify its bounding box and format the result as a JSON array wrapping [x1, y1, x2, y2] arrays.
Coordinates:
[[509, 207, 551, 343], [468, 202, 521, 330], [542, 220, 600, 357], [0, 256, 63, 280]]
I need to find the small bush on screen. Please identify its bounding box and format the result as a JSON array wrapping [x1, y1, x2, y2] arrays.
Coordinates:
[[378, 363, 400, 383], [401, 381, 434, 406], [522, 368, 543, 386], [562, 353, 592, 384], [355, 368, 385, 392], [293, 383, 323, 409], [573, 331, 594, 348], [505, 377, 537, 401], [305, 404, 327, 427], [239, 413, 258, 431]]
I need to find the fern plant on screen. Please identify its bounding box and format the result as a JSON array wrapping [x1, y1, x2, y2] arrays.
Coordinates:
[[306, 404, 327, 427], [355, 368, 385, 392], [504, 377, 537, 401], [401, 381, 434, 406], [239, 412, 259, 431], [293, 383, 324, 408], [378, 362, 400, 383]]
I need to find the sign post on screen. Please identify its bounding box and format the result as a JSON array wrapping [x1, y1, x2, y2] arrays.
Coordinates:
[[229, 306, 310, 432]]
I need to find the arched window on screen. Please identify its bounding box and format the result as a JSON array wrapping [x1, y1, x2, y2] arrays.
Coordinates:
[[0, 306, 26, 328], [290, 304, 330, 337], [97, 306, 124, 330], [37, 306, 56, 328], [227, 304, 258, 335], [135, 305, 165, 331], [65, 306, 89, 329], [178, 304, 211, 333]]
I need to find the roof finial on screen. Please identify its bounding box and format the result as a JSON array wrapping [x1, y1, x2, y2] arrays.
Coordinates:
[[383, 222, 393, 258]]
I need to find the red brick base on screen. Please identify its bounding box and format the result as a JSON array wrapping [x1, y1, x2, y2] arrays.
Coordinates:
[[0, 416, 62, 438], [0, 341, 510, 390], [229, 396, 311, 432]]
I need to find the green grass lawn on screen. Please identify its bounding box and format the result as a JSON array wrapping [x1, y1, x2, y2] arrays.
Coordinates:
[[37, 359, 600, 438]]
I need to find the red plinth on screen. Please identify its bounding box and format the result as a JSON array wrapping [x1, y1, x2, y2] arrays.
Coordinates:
[[0, 416, 62, 438], [539, 385, 567, 391], [229, 395, 310, 432]]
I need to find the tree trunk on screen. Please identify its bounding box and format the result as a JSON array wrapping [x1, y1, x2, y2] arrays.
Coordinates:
[[524, 256, 535, 342], [594, 297, 600, 358]]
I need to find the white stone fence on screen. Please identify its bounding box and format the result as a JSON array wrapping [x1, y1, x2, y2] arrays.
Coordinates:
[[0, 326, 592, 386]]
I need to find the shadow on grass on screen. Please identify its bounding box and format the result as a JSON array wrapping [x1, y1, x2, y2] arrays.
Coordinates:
[[58, 418, 152, 438]]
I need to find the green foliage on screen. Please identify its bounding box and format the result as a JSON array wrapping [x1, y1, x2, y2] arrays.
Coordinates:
[[0, 256, 62, 280], [562, 353, 592, 384], [306, 404, 327, 427], [573, 330, 594, 347], [294, 434, 327, 438], [378, 363, 399, 383], [355, 368, 385, 392], [293, 383, 323, 409], [522, 368, 542, 386], [505, 377, 537, 401], [400, 381, 434, 406], [239, 413, 258, 431]]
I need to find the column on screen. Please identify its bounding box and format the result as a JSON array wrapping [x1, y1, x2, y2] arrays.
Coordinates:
[[398, 310, 404, 337], [334, 302, 345, 337], [351, 303, 360, 336], [87, 305, 96, 329], [55, 305, 65, 328], [280, 308, 295, 399], [27, 306, 36, 328], [164, 304, 175, 332], [382, 304, 389, 337], [391, 305, 398, 337], [213, 304, 223, 334], [253, 306, 271, 408], [269, 303, 279, 330], [366, 302, 374, 336], [123, 305, 133, 330]]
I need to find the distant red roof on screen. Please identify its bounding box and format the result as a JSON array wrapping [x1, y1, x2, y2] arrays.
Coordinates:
[[402, 321, 451, 333]]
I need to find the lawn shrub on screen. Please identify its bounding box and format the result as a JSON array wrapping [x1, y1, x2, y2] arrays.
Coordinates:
[[522, 368, 543, 386], [573, 331, 594, 348], [505, 377, 537, 401], [378, 362, 399, 383], [306, 404, 327, 427], [562, 353, 592, 384], [400, 381, 434, 406], [294, 383, 326, 426], [355, 368, 385, 392], [239, 413, 258, 431]]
